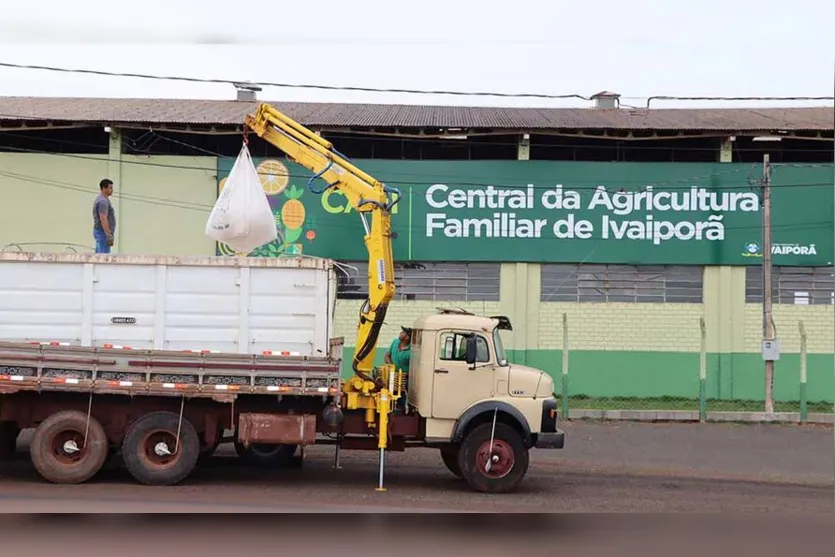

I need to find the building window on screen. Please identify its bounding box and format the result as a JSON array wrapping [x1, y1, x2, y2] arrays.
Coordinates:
[[336, 261, 500, 302], [745, 266, 834, 305], [540, 264, 704, 303]]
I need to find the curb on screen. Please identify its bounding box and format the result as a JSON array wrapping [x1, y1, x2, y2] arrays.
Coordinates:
[[568, 409, 834, 424]]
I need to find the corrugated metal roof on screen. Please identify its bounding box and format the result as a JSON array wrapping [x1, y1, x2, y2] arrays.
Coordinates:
[[0, 96, 831, 132]]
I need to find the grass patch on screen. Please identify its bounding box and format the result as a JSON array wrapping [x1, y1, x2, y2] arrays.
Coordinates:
[[557, 395, 833, 413]]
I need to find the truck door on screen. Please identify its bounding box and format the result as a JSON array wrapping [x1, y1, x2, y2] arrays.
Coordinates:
[[431, 330, 495, 419]]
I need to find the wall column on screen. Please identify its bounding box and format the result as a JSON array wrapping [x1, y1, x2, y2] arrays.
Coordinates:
[[107, 127, 124, 253], [517, 133, 530, 161], [497, 133, 539, 363], [499, 262, 540, 364], [719, 136, 733, 163], [704, 135, 746, 397]]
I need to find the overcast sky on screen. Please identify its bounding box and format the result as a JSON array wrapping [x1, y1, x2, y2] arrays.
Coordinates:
[[0, 0, 833, 109]]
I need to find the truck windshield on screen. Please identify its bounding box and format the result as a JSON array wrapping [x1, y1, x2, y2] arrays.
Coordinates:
[[493, 328, 508, 367]]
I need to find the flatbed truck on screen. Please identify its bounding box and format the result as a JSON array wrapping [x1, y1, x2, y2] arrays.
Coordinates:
[[0, 103, 565, 493]]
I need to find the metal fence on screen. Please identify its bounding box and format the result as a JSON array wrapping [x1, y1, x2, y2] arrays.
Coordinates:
[[552, 311, 833, 424]]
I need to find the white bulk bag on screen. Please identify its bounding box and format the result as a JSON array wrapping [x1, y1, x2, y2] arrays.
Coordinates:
[[205, 142, 278, 253]]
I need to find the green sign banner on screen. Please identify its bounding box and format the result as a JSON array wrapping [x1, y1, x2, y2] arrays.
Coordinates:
[[216, 158, 834, 266]]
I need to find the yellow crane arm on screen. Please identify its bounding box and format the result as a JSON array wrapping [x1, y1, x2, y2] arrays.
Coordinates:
[[243, 103, 398, 383]]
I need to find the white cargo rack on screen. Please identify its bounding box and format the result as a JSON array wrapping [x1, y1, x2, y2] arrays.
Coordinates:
[[0, 252, 337, 357]]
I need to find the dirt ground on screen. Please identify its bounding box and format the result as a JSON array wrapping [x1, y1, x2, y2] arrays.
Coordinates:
[[0, 421, 831, 513]]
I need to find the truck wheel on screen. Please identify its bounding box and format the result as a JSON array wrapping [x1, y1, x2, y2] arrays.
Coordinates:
[[121, 411, 200, 486], [457, 422, 529, 494], [30, 411, 109, 484], [439, 446, 463, 478], [0, 421, 20, 461], [234, 441, 298, 468]]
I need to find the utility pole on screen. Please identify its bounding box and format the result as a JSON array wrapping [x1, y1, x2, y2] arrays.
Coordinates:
[[761, 154, 775, 414]]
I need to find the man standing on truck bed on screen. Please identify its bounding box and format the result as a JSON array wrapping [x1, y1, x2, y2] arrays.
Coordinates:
[[93, 179, 116, 254], [385, 326, 411, 411]]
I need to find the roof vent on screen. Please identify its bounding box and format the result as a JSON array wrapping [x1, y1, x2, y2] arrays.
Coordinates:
[[234, 82, 262, 102], [590, 91, 621, 109]]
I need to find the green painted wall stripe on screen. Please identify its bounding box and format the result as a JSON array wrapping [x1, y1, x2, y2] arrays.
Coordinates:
[[408, 186, 413, 259], [340, 347, 834, 403]]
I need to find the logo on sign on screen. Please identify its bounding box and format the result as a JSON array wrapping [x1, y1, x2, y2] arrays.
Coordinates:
[[742, 242, 818, 258], [742, 242, 762, 257]]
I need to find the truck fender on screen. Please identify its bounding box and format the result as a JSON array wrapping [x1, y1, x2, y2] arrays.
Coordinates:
[[450, 401, 532, 446]]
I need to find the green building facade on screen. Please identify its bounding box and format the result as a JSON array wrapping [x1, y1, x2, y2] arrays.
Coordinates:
[[216, 155, 835, 408]]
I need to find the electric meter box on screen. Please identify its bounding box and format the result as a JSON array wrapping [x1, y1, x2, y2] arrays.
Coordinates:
[[762, 339, 780, 361]]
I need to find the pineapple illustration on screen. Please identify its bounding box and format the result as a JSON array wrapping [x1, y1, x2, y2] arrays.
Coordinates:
[[281, 185, 306, 231], [233, 181, 315, 258]]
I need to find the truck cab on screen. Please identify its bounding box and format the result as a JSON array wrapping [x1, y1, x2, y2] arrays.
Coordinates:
[[402, 308, 564, 493]]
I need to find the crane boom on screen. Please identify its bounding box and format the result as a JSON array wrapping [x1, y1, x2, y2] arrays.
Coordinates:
[[243, 103, 398, 383]]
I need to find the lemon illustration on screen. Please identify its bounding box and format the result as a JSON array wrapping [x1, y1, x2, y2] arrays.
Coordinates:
[[257, 159, 290, 196]]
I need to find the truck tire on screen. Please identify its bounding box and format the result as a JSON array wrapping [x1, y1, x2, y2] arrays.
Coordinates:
[[30, 410, 109, 484], [457, 422, 529, 494], [121, 411, 200, 486], [0, 421, 20, 461], [439, 446, 463, 478], [234, 441, 298, 468]]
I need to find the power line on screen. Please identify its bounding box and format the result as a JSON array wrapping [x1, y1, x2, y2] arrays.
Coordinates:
[[646, 95, 834, 109], [2, 126, 834, 198], [0, 169, 213, 213], [4, 125, 835, 155], [0, 61, 591, 101], [1, 61, 832, 107], [160, 128, 835, 153], [0, 140, 832, 194], [0, 166, 832, 239], [0, 159, 831, 264]]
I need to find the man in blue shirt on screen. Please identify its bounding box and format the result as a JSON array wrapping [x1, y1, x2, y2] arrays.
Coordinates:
[[385, 326, 411, 411]]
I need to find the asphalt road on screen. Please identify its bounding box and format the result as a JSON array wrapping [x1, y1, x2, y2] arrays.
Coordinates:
[[0, 421, 831, 513]]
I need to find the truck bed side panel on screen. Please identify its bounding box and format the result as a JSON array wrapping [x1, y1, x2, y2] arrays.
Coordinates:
[[0, 260, 85, 344], [0, 253, 335, 357]]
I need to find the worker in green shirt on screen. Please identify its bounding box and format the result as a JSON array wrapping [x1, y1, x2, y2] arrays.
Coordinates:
[[385, 326, 411, 412]]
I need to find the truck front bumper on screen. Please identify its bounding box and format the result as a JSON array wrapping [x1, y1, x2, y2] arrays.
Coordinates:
[[534, 429, 565, 449]]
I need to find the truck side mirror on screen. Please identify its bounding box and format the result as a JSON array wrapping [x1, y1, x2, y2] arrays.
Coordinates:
[[465, 335, 478, 366]]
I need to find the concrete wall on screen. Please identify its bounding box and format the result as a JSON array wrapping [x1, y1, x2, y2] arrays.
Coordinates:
[[118, 155, 217, 256], [0, 152, 217, 256], [333, 263, 834, 403], [0, 153, 108, 251]]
